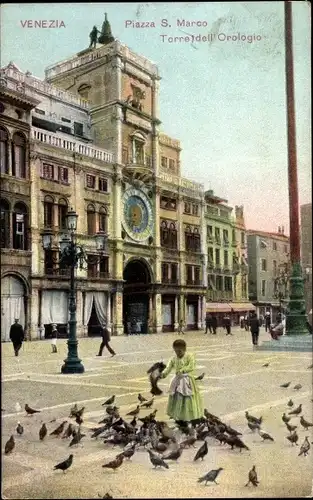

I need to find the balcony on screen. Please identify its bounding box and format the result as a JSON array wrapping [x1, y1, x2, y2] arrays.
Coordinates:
[[186, 279, 202, 286], [123, 160, 153, 183], [162, 278, 179, 285], [32, 128, 114, 163], [44, 268, 70, 278], [207, 290, 233, 301], [87, 270, 110, 279]]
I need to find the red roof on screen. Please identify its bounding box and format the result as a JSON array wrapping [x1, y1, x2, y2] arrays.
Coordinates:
[[247, 229, 290, 240]]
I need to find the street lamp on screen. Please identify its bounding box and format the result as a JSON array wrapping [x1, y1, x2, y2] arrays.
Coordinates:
[[42, 209, 109, 374]]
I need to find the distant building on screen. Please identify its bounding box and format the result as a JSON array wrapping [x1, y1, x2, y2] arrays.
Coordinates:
[[247, 227, 290, 320], [300, 203, 312, 316]]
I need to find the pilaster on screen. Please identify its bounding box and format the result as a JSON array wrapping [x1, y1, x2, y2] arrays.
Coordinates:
[[179, 293, 185, 323], [113, 292, 124, 335], [174, 295, 179, 331], [76, 290, 84, 337], [154, 187, 161, 247], [30, 287, 39, 340], [155, 293, 162, 333], [113, 167, 122, 240]]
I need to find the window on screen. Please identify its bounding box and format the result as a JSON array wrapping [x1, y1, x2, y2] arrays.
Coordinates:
[[35, 108, 45, 115], [99, 206, 107, 232], [171, 263, 178, 283], [261, 279, 266, 296], [284, 245, 288, 253], [42, 163, 54, 180], [169, 158, 175, 170], [162, 263, 169, 282], [86, 174, 96, 189], [61, 117, 71, 123], [215, 248, 220, 266], [58, 166, 68, 184], [261, 259, 267, 271], [44, 249, 57, 275], [160, 196, 176, 210], [99, 256, 109, 278], [273, 260, 277, 275], [169, 222, 177, 249], [194, 266, 201, 285], [87, 255, 98, 278], [232, 228, 236, 244], [208, 274, 216, 290], [74, 122, 83, 136], [0, 127, 9, 174], [223, 229, 229, 244], [161, 156, 168, 168], [58, 199, 68, 230], [185, 227, 200, 252], [273, 241, 277, 251], [242, 275, 247, 298], [184, 202, 191, 214], [186, 265, 193, 284], [0, 199, 10, 248], [208, 247, 214, 265], [13, 202, 28, 250], [99, 177, 108, 192], [87, 204, 96, 235], [215, 227, 221, 244], [192, 204, 199, 216], [134, 140, 144, 164], [78, 84, 91, 100], [160, 221, 177, 249], [224, 250, 229, 266], [224, 276, 232, 291], [146, 154, 152, 168], [44, 196, 54, 228], [216, 275, 223, 291], [12, 132, 26, 178], [241, 232, 245, 246]]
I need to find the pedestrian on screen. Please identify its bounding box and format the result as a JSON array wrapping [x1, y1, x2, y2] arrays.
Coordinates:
[[211, 315, 218, 335], [159, 339, 203, 430], [177, 319, 185, 335], [249, 312, 260, 346], [265, 312, 271, 332], [244, 313, 250, 331], [223, 315, 232, 335], [239, 314, 245, 329], [97, 323, 116, 357], [9, 318, 25, 357], [269, 316, 284, 340], [205, 314, 213, 334], [50, 324, 58, 353]]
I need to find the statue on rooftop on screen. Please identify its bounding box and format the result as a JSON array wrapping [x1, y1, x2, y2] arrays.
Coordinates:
[[98, 13, 114, 45], [89, 26, 100, 48]]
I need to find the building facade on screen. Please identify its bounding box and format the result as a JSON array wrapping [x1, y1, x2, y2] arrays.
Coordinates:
[[300, 203, 312, 316], [247, 227, 290, 321]]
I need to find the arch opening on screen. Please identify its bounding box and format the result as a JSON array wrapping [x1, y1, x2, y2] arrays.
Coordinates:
[[1, 274, 27, 342], [123, 259, 152, 335]]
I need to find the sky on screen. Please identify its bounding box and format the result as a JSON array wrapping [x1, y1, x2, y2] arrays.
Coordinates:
[[1, 2, 311, 233]]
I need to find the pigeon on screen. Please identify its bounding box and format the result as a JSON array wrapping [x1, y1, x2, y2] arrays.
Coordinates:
[[15, 402, 22, 413], [245, 465, 259, 487], [4, 435, 15, 455], [126, 406, 140, 417], [75, 406, 85, 418], [53, 454, 73, 473], [245, 412, 262, 425], [39, 423, 47, 441], [286, 431, 299, 446], [262, 363, 270, 367], [227, 436, 250, 452], [294, 384, 302, 390], [286, 422, 297, 433], [195, 373, 205, 381], [138, 394, 147, 403], [298, 437, 310, 457], [69, 403, 78, 417], [25, 404, 40, 415], [117, 445, 136, 460], [140, 398, 154, 409], [287, 399, 294, 407], [91, 426, 107, 439], [180, 434, 197, 448], [16, 422, 24, 436], [300, 416, 313, 430], [248, 421, 261, 432], [225, 425, 242, 437], [75, 414, 83, 425], [288, 404, 302, 416], [102, 395, 115, 406], [147, 361, 166, 396], [282, 413, 291, 424], [162, 446, 183, 462], [69, 428, 85, 447], [147, 449, 169, 469], [193, 440, 208, 461], [130, 416, 137, 427], [62, 423, 75, 439], [50, 421, 67, 437], [258, 429, 274, 442], [102, 494, 113, 499], [197, 468, 224, 485], [102, 454, 124, 471], [280, 381, 291, 388]]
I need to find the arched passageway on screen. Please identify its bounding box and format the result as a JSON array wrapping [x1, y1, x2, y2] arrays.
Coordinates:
[[1, 275, 27, 341], [123, 259, 152, 334]]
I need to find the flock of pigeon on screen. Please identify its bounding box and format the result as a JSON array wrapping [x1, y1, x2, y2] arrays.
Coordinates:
[[3, 365, 313, 498]]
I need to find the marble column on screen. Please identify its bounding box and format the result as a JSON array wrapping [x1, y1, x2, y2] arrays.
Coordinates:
[[113, 292, 124, 336], [154, 186, 161, 247], [155, 293, 163, 333], [179, 294, 185, 323], [202, 296, 207, 329], [197, 296, 203, 330], [107, 293, 112, 331], [113, 168, 122, 240], [29, 287, 39, 340], [8, 139, 13, 176], [76, 290, 84, 337], [174, 295, 179, 331]]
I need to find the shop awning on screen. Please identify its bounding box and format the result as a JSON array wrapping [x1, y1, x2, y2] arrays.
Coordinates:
[[206, 303, 232, 313], [230, 303, 256, 312]]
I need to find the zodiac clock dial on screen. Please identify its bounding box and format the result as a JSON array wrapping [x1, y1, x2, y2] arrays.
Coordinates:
[[122, 188, 154, 241]]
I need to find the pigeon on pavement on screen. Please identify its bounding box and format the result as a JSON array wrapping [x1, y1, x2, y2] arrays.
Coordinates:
[[25, 404, 40, 415], [75, 414, 83, 425], [258, 430, 274, 442], [194, 440, 208, 461], [102, 454, 124, 471], [138, 394, 147, 403], [280, 382, 291, 388], [282, 413, 291, 424], [102, 395, 115, 406], [126, 406, 140, 417], [300, 416, 313, 430], [62, 423, 75, 439], [195, 373, 205, 381], [262, 363, 270, 367], [197, 468, 224, 485], [288, 404, 302, 416], [248, 421, 261, 432], [293, 384, 302, 390], [53, 454, 73, 473], [69, 428, 85, 447], [117, 444, 136, 460], [162, 446, 183, 462], [147, 449, 169, 469], [4, 436, 15, 455], [140, 398, 154, 409], [298, 437, 310, 457], [286, 422, 297, 433], [226, 436, 250, 452], [50, 421, 67, 437], [16, 422, 24, 436], [286, 431, 299, 446], [287, 399, 294, 407], [245, 411, 262, 425], [39, 423, 47, 441], [69, 404, 78, 418], [245, 465, 259, 487]]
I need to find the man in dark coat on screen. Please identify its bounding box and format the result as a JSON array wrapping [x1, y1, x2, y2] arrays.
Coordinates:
[[205, 314, 213, 334], [223, 315, 232, 335], [264, 312, 271, 332], [9, 319, 25, 356], [249, 312, 260, 346], [97, 324, 116, 357], [211, 315, 218, 334]]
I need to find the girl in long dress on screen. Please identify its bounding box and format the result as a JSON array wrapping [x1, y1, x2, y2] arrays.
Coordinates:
[[160, 339, 203, 429]]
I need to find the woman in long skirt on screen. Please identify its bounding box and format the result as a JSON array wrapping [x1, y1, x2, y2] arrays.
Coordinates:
[[160, 339, 203, 430]]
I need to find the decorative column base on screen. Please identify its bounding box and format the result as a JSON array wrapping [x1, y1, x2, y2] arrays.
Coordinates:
[[114, 325, 124, 336], [285, 262, 308, 336], [256, 334, 312, 352], [61, 341, 85, 374]]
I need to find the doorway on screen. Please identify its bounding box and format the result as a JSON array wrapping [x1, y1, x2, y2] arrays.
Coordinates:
[[123, 259, 151, 334]]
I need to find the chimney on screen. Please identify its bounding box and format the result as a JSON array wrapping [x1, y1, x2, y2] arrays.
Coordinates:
[[278, 226, 281, 233], [281, 225, 284, 234]]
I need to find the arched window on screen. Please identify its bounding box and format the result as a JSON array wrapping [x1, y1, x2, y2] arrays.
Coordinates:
[[44, 195, 54, 228], [169, 222, 177, 249], [87, 204, 96, 235], [0, 127, 9, 174], [12, 132, 26, 178], [78, 83, 91, 100], [13, 202, 28, 250], [99, 206, 107, 233], [0, 199, 10, 248], [131, 132, 146, 165], [160, 220, 169, 247], [58, 198, 68, 230]]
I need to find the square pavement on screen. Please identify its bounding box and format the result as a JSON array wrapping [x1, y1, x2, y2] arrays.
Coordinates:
[[2, 327, 313, 499]]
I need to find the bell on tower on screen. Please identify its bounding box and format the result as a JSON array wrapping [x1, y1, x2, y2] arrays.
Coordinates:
[[98, 13, 115, 45]]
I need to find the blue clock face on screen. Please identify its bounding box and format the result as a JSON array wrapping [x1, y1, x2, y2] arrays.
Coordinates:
[[122, 188, 154, 241]]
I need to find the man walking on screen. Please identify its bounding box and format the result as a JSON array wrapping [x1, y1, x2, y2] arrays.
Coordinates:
[[211, 315, 218, 335], [51, 324, 58, 353], [177, 319, 185, 335], [9, 319, 25, 356], [97, 323, 116, 357], [264, 312, 271, 332], [224, 315, 232, 335], [249, 312, 260, 346], [205, 314, 213, 334]]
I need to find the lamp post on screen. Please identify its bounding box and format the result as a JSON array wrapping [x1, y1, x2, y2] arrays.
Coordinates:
[[42, 209, 108, 374], [274, 265, 289, 315]]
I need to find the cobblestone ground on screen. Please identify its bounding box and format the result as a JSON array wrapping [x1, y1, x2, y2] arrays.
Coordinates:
[[2, 328, 313, 499]]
